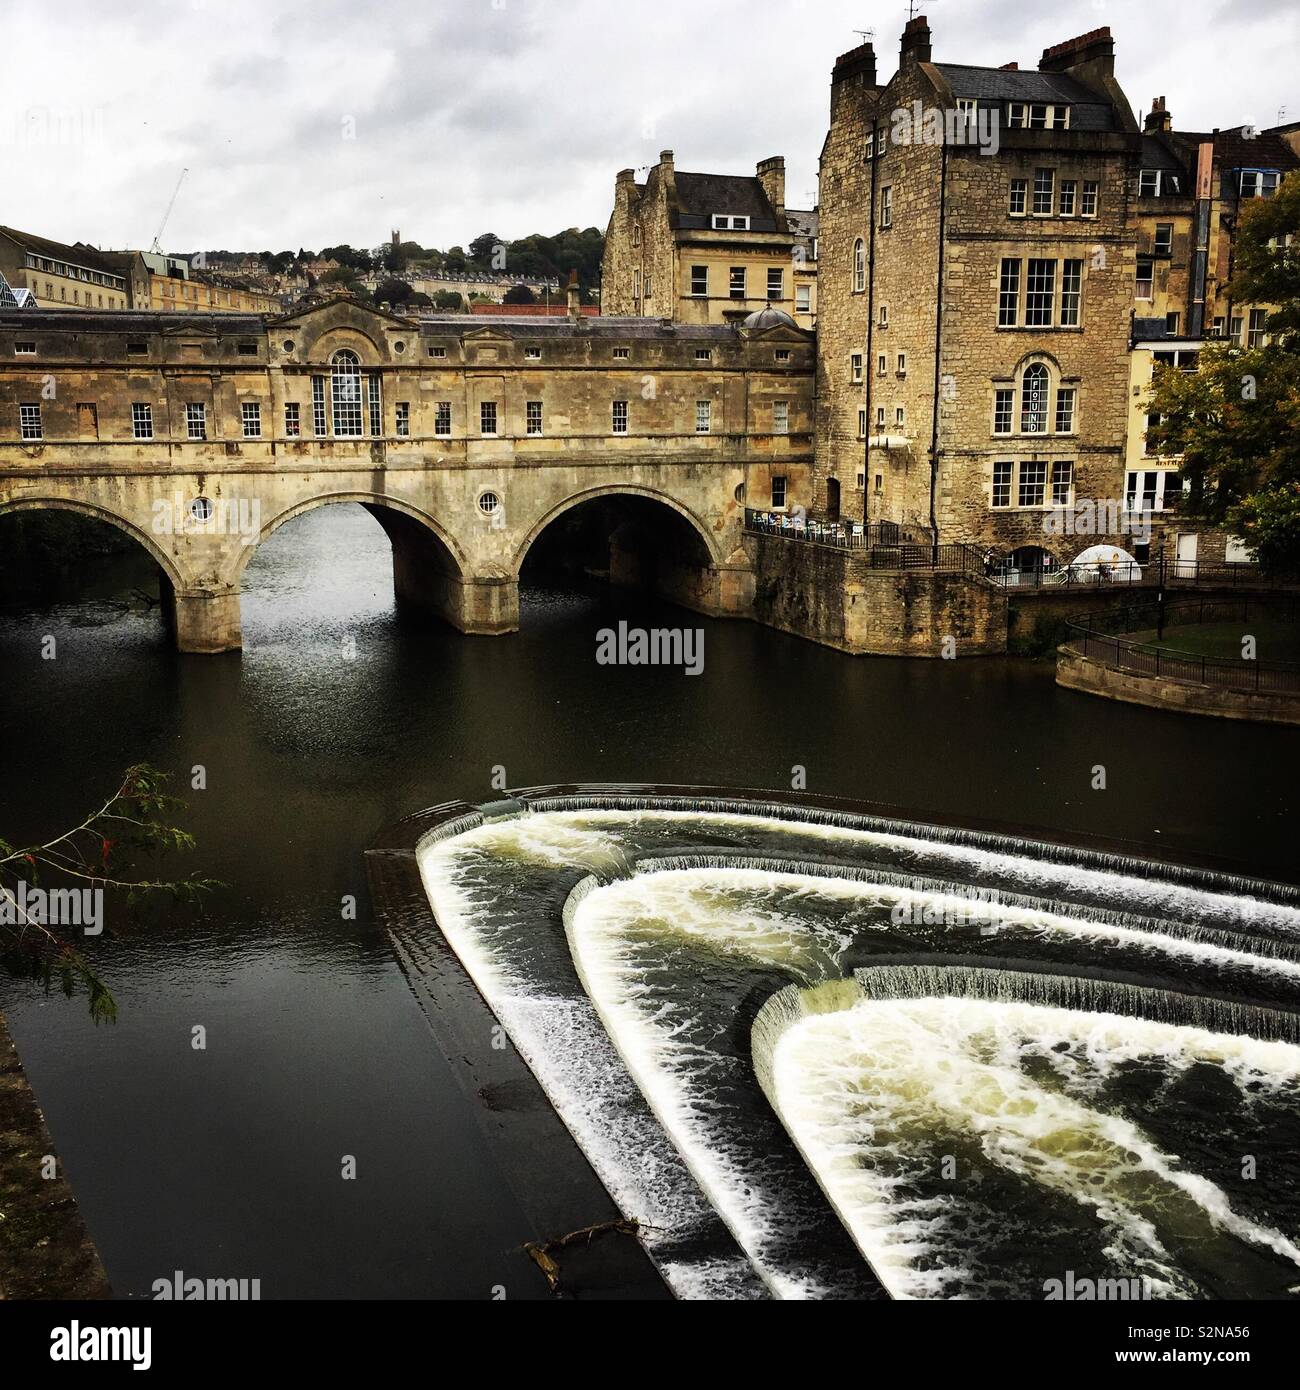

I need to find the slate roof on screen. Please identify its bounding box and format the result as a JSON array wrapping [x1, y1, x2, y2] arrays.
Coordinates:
[[415, 314, 790, 341], [1140, 134, 1190, 175], [935, 63, 1116, 131], [672, 172, 776, 221], [0, 307, 264, 331], [0, 226, 124, 275], [787, 208, 819, 240]]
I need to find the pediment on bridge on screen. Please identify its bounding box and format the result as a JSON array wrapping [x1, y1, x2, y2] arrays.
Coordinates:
[[161, 322, 221, 339], [460, 325, 514, 344], [269, 295, 418, 365]]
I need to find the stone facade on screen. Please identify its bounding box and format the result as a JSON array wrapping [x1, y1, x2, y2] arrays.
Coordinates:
[[0, 296, 815, 651], [602, 150, 817, 328]]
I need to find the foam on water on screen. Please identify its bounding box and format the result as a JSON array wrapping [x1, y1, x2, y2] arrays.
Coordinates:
[[758, 985, 1300, 1299]]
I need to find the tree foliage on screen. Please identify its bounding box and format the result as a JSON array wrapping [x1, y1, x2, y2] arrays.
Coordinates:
[[1, 765, 219, 1022], [1146, 172, 1300, 572]]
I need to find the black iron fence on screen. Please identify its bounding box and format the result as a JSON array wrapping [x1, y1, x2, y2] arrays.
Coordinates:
[[1064, 596, 1300, 694], [743, 510, 932, 550]]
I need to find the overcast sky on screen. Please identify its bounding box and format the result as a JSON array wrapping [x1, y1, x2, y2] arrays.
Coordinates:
[[2, 0, 1295, 255]]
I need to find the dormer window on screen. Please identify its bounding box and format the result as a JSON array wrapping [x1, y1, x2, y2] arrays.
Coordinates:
[[712, 214, 750, 230], [1240, 170, 1280, 199], [1007, 103, 1069, 130], [1139, 170, 1181, 197]]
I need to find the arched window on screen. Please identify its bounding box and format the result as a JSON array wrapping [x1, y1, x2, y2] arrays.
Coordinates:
[[331, 350, 363, 437], [853, 238, 866, 293], [1019, 362, 1049, 434]]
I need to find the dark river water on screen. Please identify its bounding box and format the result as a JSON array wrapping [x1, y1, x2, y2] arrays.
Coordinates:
[[1, 503, 1296, 1299]]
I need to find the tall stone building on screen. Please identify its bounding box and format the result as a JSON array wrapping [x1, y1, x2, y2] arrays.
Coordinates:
[[602, 150, 817, 328], [816, 18, 1146, 571]]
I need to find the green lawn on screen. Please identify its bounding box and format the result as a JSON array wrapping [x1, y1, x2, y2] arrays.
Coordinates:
[[1129, 619, 1300, 664]]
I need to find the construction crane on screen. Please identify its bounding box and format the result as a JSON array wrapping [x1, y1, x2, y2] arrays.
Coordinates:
[[150, 167, 188, 254]]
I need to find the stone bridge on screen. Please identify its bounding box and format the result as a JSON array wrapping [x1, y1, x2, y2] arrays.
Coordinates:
[[0, 297, 816, 650]]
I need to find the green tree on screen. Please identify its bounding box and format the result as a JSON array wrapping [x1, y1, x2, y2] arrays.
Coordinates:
[[1146, 172, 1300, 572], [1, 766, 219, 1022], [469, 232, 503, 269], [503, 283, 536, 305]]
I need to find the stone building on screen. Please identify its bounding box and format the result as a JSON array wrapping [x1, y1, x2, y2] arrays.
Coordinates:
[[814, 15, 1297, 574], [602, 150, 817, 328], [0, 226, 139, 310], [815, 18, 1144, 573]]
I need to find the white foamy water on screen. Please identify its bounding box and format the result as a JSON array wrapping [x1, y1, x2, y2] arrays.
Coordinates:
[[768, 995, 1300, 1300], [416, 806, 1300, 1300]]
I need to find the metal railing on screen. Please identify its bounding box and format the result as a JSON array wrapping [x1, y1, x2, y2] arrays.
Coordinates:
[[743, 510, 934, 550], [1064, 596, 1300, 694]]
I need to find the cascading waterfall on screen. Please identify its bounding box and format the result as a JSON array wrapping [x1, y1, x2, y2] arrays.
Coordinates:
[[404, 796, 1300, 1300]]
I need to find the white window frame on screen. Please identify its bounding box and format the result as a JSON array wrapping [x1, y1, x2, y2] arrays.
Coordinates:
[[695, 399, 712, 434], [19, 402, 42, 440], [131, 402, 153, 440], [480, 400, 498, 436], [773, 401, 789, 435], [526, 400, 543, 436], [241, 401, 262, 439], [612, 399, 628, 434]]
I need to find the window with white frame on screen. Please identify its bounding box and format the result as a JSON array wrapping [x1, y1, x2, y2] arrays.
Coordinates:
[[729, 266, 746, 299], [19, 403, 42, 440], [690, 265, 708, 296], [695, 347, 712, 361], [311, 376, 327, 435], [1154, 223, 1173, 256], [524, 347, 541, 360], [13, 340, 35, 355], [712, 214, 750, 230], [612, 347, 630, 359], [186, 402, 206, 440], [875, 405, 885, 429], [1025, 259, 1056, 326], [480, 401, 498, 436], [896, 351, 906, 376], [999, 259, 1020, 326], [880, 186, 893, 228], [1020, 363, 1050, 433], [1166, 311, 1181, 335], [695, 400, 712, 433], [427, 345, 446, 359], [331, 350, 363, 436], [1032, 168, 1055, 216], [526, 400, 543, 435], [767, 267, 783, 299], [853, 238, 866, 293], [367, 374, 382, 436], [773, 400, 789, 434], [1055, 386, 1076, 434], [795, 284, 811, 312], [993, 387, 1014, 435], [878, 303, 889, 328], [1018, 459, 1048, 507], [1059, 180, 1077, 216], [1136, 258, 1154, 299], [857, 408, 867, 439], [1051, 459, 1074, 506], [1248, 308, 1268, 347], [612, 399, 628, 434], [956, 98, 977, 130], [775, 349, 791, 362], [1081, 181, 1099, 217], [1126, 468, 1182, 513], [132, 402, 153, 439], [1008, 102, 1069, 129], [1060, 259, 1082, 326], [1240, 170, 1279, 199], [241, 401, 261, 438], [850, 352, 864, 383], [395, 402, 410, 436], [992, 460, 1012, 508], [894, 406, 905, 428], [877, 353, 887, 376], [1009, 178, 1027, 215], [434, 401, 451, 436]]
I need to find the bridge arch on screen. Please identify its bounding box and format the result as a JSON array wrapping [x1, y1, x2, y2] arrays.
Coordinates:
[[231, 491, 469, 585], [512, 485, 724, 577], [0, 495, 186, 589]]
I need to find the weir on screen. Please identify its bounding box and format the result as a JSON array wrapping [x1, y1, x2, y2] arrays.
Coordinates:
[[377, 789, 1300, 1299]]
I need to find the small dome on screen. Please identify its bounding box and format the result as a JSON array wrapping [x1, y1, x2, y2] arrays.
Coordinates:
[[741, 306, 797, 332]]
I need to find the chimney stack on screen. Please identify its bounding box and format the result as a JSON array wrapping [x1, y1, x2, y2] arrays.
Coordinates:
[[566, 270, 581, 322], [1039, 26, 1115, 78], [900, 14, 932, 67], [1145, 96, 1172, 134], [756, 156, 786, 219]]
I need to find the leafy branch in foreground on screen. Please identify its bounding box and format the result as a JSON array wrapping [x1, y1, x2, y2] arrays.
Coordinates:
[[0, 764, 222, 1023]]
